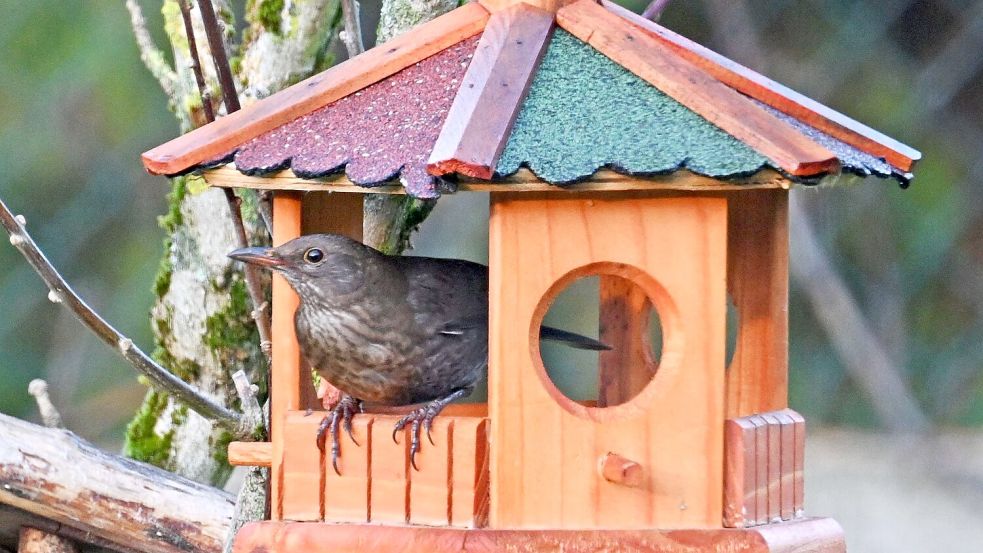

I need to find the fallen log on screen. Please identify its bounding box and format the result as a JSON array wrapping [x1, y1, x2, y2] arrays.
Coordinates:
[[0, 412, 234, 553]]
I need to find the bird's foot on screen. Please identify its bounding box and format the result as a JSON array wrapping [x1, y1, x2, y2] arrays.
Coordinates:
[[316, 395, 364, 475], [392, 388, 470, 470]]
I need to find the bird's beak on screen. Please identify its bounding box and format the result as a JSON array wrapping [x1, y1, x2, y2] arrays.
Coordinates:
[[228, 246, 285, 269]]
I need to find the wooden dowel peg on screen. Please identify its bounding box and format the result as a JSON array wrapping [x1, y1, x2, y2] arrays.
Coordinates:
[[599, 452, 644, 487]]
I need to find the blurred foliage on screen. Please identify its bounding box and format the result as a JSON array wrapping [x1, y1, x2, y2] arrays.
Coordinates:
[[0, 0, 980, 451]]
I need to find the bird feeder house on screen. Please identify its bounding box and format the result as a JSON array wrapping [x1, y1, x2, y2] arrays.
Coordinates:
[[143, 0, 919, 550]]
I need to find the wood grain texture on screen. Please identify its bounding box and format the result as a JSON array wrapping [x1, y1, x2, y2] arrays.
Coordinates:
[[726, 190, 789, 418], [478, 0, 577, 15], [369, 414, 410, 524], [233, 518, 845, 553], [556, 0, 839, 177], [323, 416, 372, 523], [408, 418, 454, 526], [450, 418, 490, 528], [749, 414, 769, 526], [488, 191, 727, 528], [141, 3, 489, 175], [601, 0, 920, 173], [723, 417, 757, 528], [761, 412, 783, 523], [204, 165, 793, 192], [598, 275, 657, 407], [271, 192, 304, 520], [18, 528, 77, 553], [281, 412, 324, 521], [428, 4, 553, 179], [777, 411, 796, 521], [0, 412, 233, 553], [228, 441, 273, 467]]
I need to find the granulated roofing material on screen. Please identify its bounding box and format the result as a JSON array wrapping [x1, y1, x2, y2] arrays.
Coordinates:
[[231, 35, 480, 198], [495, 30, 771, 184]]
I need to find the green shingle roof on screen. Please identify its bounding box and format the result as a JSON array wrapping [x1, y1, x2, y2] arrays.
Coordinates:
[[495, 30, 772, 184]]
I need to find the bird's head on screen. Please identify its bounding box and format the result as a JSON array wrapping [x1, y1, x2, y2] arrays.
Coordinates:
[[228, 234, 373, 298]]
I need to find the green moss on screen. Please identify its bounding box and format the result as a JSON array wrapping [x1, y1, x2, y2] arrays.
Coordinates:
[[124, 390, 175, 469], [153, 239, 173, 298], [158, 177, 187, 234], [258, 0, 285, 35], [204, 278, 259, 355], [161, 1, 188, 52]]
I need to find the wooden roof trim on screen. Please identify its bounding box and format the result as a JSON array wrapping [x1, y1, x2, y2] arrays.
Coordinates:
[[601, 0, 920, 173], [141, 3, 490, 176], [428, 3, 554, 180], [203, 165, 792, 193], [556, 0, 839, 177]]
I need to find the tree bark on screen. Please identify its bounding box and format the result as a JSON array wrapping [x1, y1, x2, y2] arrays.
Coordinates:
[[362, 0, 457, 253], [127, 0, 343, 485], [0, 412, 233, 553]]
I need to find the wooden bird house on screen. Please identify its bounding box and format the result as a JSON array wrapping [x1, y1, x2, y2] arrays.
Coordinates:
[[143, 0, 919, 551]]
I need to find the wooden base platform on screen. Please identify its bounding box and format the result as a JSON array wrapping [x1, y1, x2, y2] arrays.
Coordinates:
[[233, 518, 845, 553]]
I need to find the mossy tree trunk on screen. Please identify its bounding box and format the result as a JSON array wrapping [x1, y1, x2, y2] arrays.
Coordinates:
[[362, 0, 457, 254], [126, 0, 343, 485]]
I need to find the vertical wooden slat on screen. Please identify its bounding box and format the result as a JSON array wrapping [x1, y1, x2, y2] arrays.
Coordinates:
[[369, 414, 410, 524], [789, 410, 806, 516], [723, 417, 757, 528], [409, 418, 455, 526], [450, 418, 490, 528], [598, 275, 657, 407], [323, 415, 372, 523], [280, 412, 324, 521], [761, 412, 782, 523], [749, 414, 769, 526], [726, 190, 789, 418], [271, 192, 304, 520], [777, 410, 796, 520]]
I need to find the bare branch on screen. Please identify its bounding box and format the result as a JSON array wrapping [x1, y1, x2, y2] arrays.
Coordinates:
[[125, 0, 178, 98], [179, 0, 215, 122], [642, 0, 672, 21], [199, 0, 241, 113], [232, 370, 265, 433], [27, 379, 64, 429], [340, 0, 366, 57], [0, 195, 247, 434]]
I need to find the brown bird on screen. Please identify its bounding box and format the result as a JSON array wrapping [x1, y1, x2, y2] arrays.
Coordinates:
[[229, 234, 608, 471]]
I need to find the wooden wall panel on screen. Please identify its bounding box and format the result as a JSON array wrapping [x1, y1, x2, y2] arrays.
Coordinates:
[[450, 418, 490, 528], [726, 190, 789, 418], [409, 418, 454, 526], [369, 414, 410, 524], [488, 190, 727, 529]]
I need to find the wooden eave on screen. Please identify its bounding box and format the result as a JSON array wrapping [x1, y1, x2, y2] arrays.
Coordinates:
[[143, 0, 919, 193]]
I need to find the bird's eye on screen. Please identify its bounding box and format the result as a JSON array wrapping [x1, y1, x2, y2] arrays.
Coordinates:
[[303, 248, 324, 264]]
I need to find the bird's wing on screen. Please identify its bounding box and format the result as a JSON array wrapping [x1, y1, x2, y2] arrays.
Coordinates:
[[394, 256, 489, 336]]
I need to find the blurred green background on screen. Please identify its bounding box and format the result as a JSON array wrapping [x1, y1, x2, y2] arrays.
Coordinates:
[[0, 2, 981, 549]]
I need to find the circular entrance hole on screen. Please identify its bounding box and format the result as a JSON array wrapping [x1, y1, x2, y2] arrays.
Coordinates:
[[538, 273, 664, 408]]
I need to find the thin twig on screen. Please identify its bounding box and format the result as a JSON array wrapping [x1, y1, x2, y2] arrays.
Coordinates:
[[198, 0, 241, 113], [0, 196, 246, 432], [28, 379, 64, 429], [339, 0, 366, 57], [125, 0, 178, 97], [179, 0, 215, 122], [642, 0, 672, 21], [189, 0, 274, 358]]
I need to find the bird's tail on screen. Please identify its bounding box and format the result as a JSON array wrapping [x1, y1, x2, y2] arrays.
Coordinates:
[[539, 326, 612, 351]]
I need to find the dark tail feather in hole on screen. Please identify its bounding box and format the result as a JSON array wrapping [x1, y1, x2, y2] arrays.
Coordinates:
[[539, 326, 612, 351]]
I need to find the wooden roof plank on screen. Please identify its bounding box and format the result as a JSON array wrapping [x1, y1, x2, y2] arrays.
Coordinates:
[[601, 0, 920, 172], [556, 0, 840, 177], [428, 3, 554, 179], [141, 2, 490, 176]]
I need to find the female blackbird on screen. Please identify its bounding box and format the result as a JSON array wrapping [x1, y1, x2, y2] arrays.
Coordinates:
[[229, 234, 607, 471]]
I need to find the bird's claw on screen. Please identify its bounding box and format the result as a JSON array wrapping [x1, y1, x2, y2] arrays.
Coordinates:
[[391, 388, 469, 470], [316, 395, 363, 475]]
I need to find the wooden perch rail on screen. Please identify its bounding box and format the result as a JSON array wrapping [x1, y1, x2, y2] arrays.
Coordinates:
[[0, 412, 233, 553]]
